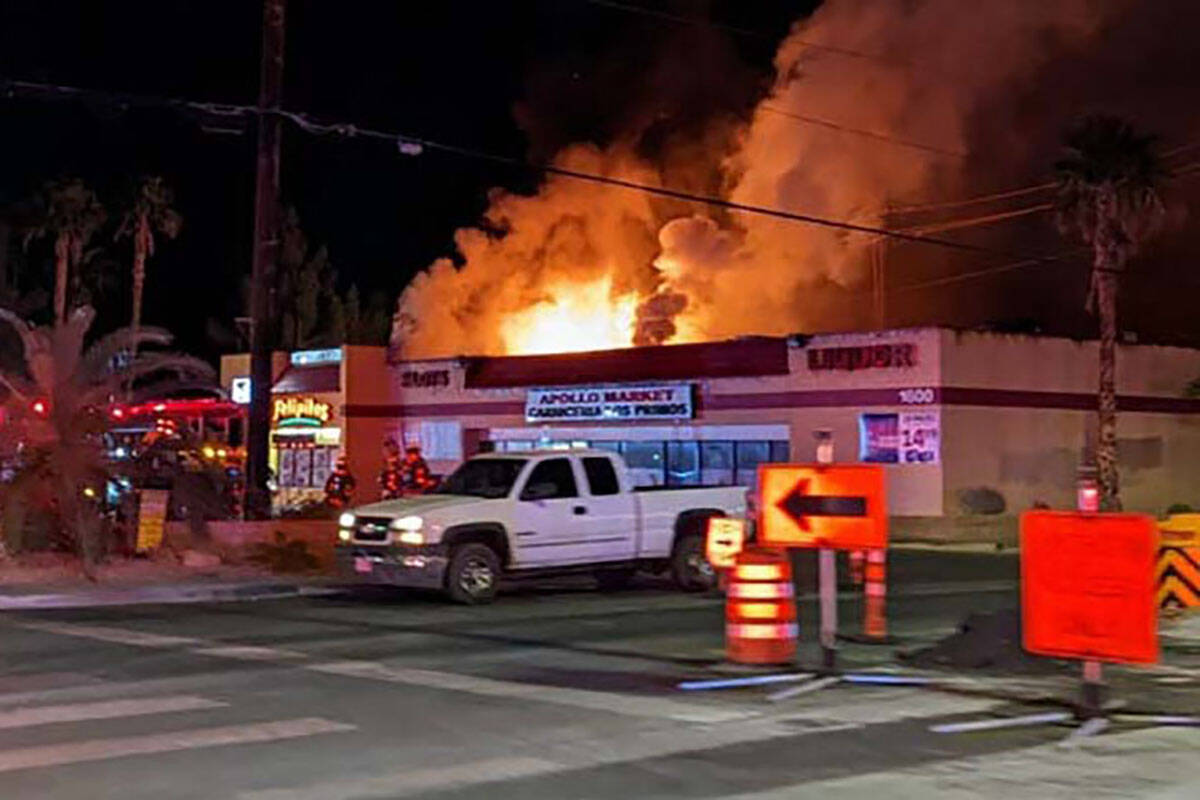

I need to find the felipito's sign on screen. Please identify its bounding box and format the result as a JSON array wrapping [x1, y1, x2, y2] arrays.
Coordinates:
[[525, 384, 693, 422], [272, 396, 333, 427]]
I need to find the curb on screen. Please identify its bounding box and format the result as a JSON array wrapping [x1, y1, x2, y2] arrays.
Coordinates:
[[0, 581, 342, 610]]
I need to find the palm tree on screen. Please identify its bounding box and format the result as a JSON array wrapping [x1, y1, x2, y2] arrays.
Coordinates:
[[0, 306, 212, 569], [1055, 115, 1166, 510], [23, 179, 108, 326], [115, 177, 182, 357]]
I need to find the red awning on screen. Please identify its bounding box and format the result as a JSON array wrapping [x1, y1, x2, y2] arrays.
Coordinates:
[[464, 337, 789, 389], [273, 365, 340, 394]]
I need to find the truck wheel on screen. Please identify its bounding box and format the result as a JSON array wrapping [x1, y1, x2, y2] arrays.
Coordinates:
[[595, 567, 636, 592], [671, 534, 716, 592], [445, 543, 501, 605]]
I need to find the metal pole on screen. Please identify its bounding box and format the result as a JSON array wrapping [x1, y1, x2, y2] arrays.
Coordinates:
[[1077, 464, 1103, 716], [815, 429, 837, 671], [245, 0, 286, 520]]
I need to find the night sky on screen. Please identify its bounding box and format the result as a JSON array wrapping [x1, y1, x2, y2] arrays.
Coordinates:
[[0, 1, 1197, 360], [0, 1, 799, 358]]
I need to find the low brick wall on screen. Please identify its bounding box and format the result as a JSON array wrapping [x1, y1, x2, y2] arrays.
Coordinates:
[[164, 519, 338, 568]]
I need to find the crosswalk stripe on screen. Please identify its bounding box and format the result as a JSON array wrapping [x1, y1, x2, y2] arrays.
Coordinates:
[[17, 621, 201, 648], [305, 659, 753, 723], [242, 692, 1001, 799], [0, 695, 226, 730], [0, 717, 355, 774]]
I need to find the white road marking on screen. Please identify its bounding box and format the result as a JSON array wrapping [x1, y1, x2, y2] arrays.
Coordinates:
[[0, 695, 226, 730], [192, 645, 308, 661], [718, 726, 1200, 799], [17, 621, 201, 648], [242, 691, 1004, 799], [240, 756, 559, 800], [306, 659, 752, 723], [15, 620, 754, 724], [0, 717, 354, 774]]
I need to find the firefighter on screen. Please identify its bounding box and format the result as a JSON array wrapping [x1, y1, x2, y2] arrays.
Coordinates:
[[402, 444, 436, 493], [379, 439, 404, 500], [324, 455, 357, 508]]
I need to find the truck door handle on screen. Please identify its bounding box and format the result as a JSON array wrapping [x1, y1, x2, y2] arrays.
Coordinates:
[[573, 505, 587, 515]]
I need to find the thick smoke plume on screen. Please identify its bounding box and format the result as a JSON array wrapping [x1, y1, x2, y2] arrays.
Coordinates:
[[394, 0, 1154, 358]]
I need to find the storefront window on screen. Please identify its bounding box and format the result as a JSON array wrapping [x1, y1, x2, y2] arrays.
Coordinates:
[[771, 441, 790, 463], [735, 441, 771, 487], [666, 441, 700, 487], [623, 441, 665, 487], [700, 441, 734, 486], [591, 441, 622, 455]]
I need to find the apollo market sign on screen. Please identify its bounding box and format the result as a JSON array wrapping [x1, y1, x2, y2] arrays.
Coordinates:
[[525, 385, 694, 422]]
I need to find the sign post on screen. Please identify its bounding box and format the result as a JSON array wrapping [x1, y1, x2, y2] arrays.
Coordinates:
[[756, 448, 887, 696], [815, 430, 837, 670], [934, 508, 1181, 738]]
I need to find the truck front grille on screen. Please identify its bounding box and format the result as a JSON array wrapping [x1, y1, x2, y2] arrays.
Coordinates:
[[354, 517, 391, 542]]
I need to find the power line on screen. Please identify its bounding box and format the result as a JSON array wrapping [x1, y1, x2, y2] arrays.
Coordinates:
[[273, 107, 1062, 263], [756, 104, 967, 159], [890, 182, 1056, 214]]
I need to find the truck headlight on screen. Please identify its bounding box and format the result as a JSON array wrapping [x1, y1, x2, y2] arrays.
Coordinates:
[[337, 528, 351, 542], [397, 531, 425, 546], [391, 515, 423, 532], [338, 512, 356, 528]]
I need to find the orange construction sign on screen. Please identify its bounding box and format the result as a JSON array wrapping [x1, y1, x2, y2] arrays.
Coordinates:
[[706, 517, 746, 570], [1022, 510, 1159, 664], [758, 464, 887, 550]]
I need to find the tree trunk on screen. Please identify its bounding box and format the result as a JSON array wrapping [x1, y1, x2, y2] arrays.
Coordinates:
[[1095, 264, 1120, 510], [53, 233, 70, 326], [130, 215, 150, 357]]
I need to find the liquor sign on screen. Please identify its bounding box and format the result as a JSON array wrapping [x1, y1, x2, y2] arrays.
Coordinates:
[[807, 343, 917, 371], [525, 384, 693, 422], [272, 396, 333, 428]]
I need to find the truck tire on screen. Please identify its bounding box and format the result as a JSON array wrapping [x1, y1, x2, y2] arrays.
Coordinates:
[[445, 543, 501, 605], [595, 567, 637, 592], [670, 533, 716, 592]]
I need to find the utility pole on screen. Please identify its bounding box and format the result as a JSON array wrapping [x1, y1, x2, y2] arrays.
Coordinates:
[[246, 0, 286, 520]]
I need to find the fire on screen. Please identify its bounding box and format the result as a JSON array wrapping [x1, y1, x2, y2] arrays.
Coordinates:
[[499, 277, 640, 355]]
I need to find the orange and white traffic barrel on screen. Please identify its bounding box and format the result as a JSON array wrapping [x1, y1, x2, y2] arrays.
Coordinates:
[[726, 548, 797, 665], [863, 548, 887, 641]]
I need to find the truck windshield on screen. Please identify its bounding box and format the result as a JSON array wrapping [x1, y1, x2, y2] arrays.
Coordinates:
[[434, 459, 528, 499]]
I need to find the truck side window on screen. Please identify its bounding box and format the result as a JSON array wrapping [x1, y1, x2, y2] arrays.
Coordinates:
[[582, 457, 620, 496], [520, 458, 579, 500]]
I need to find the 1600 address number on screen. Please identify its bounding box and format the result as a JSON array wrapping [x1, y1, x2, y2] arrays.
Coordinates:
[[898, 388, 936, 405]]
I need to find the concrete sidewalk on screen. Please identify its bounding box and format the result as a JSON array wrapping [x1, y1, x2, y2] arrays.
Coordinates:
[[0, 577, 340, 610]]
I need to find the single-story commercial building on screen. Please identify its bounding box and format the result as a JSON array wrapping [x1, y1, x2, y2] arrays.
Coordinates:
[[220, 328, 1200, 536]]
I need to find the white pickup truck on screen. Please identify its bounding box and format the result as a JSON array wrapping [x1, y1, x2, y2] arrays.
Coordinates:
[[334, 450, 746, 603]]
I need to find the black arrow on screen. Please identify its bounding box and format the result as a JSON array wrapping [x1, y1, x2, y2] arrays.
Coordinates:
[[778, 479, 867, 531]]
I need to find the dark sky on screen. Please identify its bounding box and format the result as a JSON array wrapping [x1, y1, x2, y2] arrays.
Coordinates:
[[0, 0, 800, 358], [0, 1, 1197, 360]]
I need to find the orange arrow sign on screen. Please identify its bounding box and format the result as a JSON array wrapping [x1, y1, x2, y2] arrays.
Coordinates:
[[758, 464, 887, 550]]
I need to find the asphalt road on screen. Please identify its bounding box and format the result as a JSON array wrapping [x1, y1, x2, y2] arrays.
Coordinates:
[[0, 549, 1196, 799]]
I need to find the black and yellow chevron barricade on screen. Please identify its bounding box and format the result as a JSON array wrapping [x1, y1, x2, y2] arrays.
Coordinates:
[[1157, 514, 1200, 612]]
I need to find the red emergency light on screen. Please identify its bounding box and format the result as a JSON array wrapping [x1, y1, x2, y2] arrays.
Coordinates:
[[30, 399, 50, 418]]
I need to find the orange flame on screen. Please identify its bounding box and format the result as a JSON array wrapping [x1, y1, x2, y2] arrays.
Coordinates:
[[498, 277, 641, 355]]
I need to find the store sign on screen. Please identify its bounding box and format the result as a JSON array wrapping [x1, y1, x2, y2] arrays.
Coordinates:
[[231, 376, 251, 404], [290, 348, 342, 367], [525, 384, 693, 422], [808, 343, 916, 371], [859, 410, 940, 464], [400, 369, 451, 389], [272, 396, 333, 428]]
